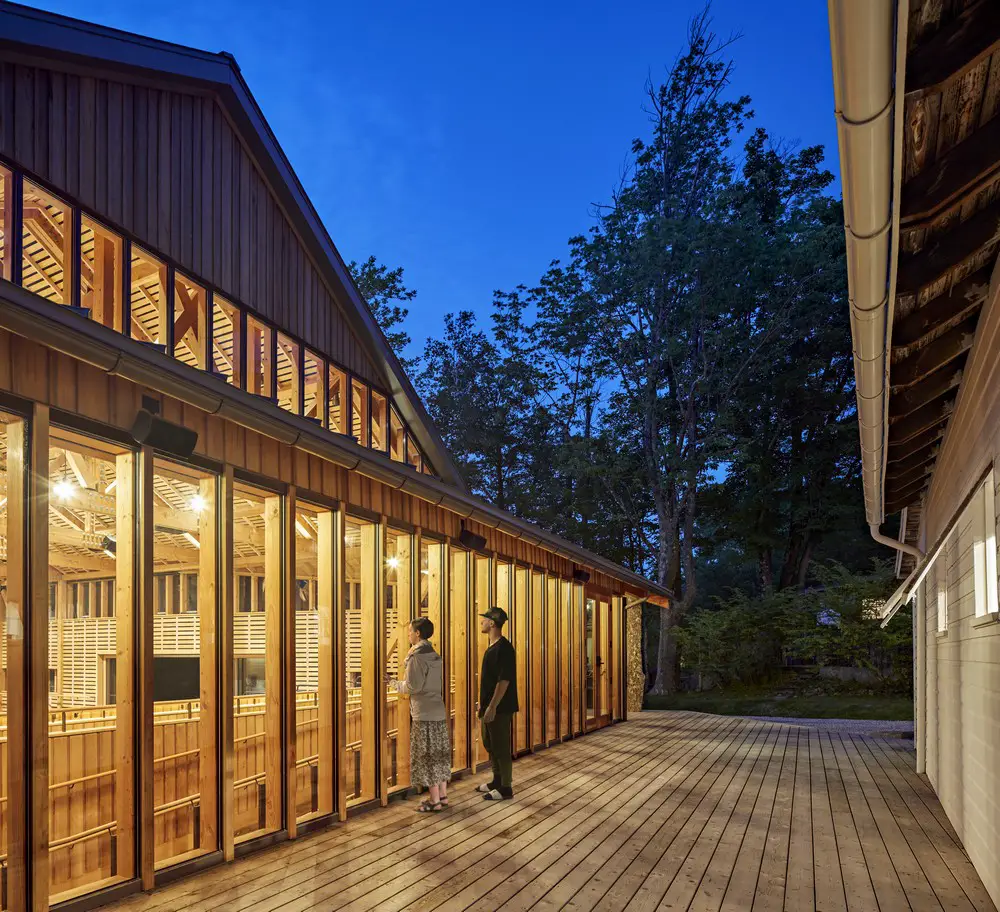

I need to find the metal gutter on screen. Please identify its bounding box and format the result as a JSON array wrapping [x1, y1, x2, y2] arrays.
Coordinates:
[[0, 280, 669, 599]]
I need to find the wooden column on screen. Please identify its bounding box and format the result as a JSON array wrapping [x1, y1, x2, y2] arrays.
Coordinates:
[[198, 476, 218, 852], [377, 520, 390, 806], [263, 495, 283, 832], [361, 521, 378, 804], [333, 510, 347, 821], [220, 468, 235, 860], [6, 405, 49, 911], [283, 488, 297, 839], [316, 510, 335, 818], [448, 549, 469, 773]]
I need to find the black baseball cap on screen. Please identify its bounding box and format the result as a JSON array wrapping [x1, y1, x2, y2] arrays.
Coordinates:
[[479, 606, 508, 628]]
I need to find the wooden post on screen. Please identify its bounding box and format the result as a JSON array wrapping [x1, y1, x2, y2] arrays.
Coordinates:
[[6, 406, 49, 911], [263, 495, 283, 832], [358, 520, 379, 805], [198, 475, 218, 851], [334, 510, 347, 820], [283, 488, 297, 839], [137, 448, 155, 888], [220, 468, 235, 860], [377, 521, 389, 806], [316, 510, 335, 818]]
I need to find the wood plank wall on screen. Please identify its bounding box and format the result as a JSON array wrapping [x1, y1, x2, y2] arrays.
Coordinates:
[[0, 332, 638, 597], [0, 62, 384, 387]]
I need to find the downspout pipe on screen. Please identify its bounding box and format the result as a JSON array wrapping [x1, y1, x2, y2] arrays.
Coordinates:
[[870, 522, 924, 561]]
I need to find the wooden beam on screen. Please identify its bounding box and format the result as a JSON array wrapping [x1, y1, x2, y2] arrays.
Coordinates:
[[886, 459, 935, 492], [887, 424, 946, 464], [283, 489, 297, 840], [6, 407, 49, 912], [220, 468, 235, 861], [198, 475, 218, 853], [905, 0, 1000, 100], [264, 495, 283, 833], [334, 509, 347, 821], [901, 119, 1000, 229], [896, 199, 1000, 296], [887, 400, 953, 447], [893, 266, 990, 347], [890, 362, 964, 418], [891, 314, 979, 387], [136, 448, 155, 889], [317, 509, 335, 819], [884, 477, 929, 514], [887, 443, 939, 479]]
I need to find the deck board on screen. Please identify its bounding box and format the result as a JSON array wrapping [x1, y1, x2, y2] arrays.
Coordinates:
[[108, 712, 997, 912]]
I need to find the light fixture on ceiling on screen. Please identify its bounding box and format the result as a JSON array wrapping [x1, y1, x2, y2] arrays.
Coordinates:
[[190, 494, 207, 513], [105, 479, 118, 494], [295, 520, 312, 539], [386, 556, 400, 570], [0, 497, 6, 510], [53, 479, 76, 502], [183, 532, 201, 550]]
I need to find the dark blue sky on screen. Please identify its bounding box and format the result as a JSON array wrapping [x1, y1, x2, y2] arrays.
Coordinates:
[[30, 0, 838, 359]]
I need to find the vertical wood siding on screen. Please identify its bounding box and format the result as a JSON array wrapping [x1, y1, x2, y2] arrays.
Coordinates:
[[0, 62, 384, 387]]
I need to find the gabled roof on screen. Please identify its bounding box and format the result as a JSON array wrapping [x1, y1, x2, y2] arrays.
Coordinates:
[[0, 0, 467, 490]]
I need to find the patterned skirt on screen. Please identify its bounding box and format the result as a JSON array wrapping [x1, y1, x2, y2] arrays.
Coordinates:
[[410, 719, 451, 787]]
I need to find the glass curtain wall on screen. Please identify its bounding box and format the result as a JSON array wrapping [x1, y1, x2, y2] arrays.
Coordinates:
[[512, 567, 529, 754], [344, 518, 377, 805], [47, 430, 133, 901], [294, 502, 335, 823], [560, 581, 573, 740], [385, 528, 413, 793], [231, 483, 282, 842], [151, 459, 218, 869], [448, 550, 469, 772], [419, 538, 444, 650], [530, 571, 545, 748], [599, 600, 612, 719]]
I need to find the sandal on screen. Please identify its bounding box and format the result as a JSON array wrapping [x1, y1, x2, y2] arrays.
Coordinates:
[[438, 797, 449, 807], [417, 799, 443, 813]]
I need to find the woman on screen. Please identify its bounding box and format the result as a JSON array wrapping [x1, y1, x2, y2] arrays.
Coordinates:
[[398, 616, 451, 812]]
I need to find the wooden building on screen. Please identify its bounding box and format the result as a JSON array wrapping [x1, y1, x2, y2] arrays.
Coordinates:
[[0, 5, 667, 910], [830, 0, 1000, 907]]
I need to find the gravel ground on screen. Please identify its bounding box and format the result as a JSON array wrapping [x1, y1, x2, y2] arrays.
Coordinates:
[[741, 716, 913, 736]]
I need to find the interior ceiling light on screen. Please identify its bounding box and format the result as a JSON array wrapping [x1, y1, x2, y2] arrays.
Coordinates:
[[295, 519, 312, 539], [183, 532, 201, 549], [105, 478, 118, 494], [386, 556, 400, 570], [190, 494, 207, 513], [53, 479, 76, 502]]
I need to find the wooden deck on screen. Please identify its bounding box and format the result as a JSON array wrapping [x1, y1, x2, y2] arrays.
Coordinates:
[[109, 711, 997, 912]]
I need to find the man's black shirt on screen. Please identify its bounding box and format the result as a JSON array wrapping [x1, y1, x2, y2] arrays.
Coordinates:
[[479, 635, 519, 716]]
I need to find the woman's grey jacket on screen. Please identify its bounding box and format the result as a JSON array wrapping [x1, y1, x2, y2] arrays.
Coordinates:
[[397, 641, 447, 722]]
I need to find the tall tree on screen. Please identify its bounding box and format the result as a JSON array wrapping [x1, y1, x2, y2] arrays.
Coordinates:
[[349, 255, 417, 364]]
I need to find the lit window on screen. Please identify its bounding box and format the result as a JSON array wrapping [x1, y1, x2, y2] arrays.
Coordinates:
[[212, 295, 242, 386], [130, 245, 168, 349], [406, 435, 422, 472], [0, 166, 10, 281], [174, 272, 208, 369], [352, 379, 369, 446], [390, 408, 405, 462], [329, 366, 347, 434], [81, 216, 124, 331], [371, 391, 387, 452], [22, 180, 70, 305], [973, 469, 998, 618], [246, 316, 274, 399], [276, 333, 301, 415], [304, 349, 326, 424]]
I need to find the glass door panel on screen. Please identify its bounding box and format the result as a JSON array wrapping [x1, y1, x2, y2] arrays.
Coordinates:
[[152, 459, 218, 868], [599, 600, 612, 722], [385, 528, 413, 793], [48, 430, 133, 901], [294, 502, 335, 823], [472, 555, 491, 769], [344, 518, 377, 804], [449, 550, 469, 771], [585, 597, 596, 722], [546, 578, 559, 742], [560, 581, 572, 740], [530, 571, 545, 748], [231, 483, 282, 842], [512, 567, 529, 755]]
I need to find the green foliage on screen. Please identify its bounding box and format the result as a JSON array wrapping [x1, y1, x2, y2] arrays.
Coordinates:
[[348, 256, 417, 365], [678, 562, 911, 695]]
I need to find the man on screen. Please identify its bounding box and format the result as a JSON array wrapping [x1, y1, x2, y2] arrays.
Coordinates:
[[476, 605, 518, 800]]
